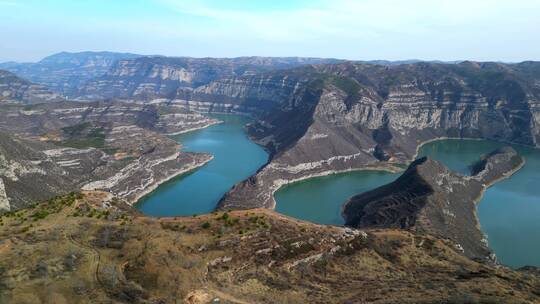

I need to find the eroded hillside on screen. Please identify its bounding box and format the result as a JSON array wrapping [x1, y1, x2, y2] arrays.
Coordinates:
[[1, 192, 539, 304]]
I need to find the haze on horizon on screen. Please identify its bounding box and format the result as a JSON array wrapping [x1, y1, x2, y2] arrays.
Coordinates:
[[1, 0, 539, 63]]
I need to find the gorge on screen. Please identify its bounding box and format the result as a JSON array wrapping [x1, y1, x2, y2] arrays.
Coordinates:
[[1, 52, 540, 303]]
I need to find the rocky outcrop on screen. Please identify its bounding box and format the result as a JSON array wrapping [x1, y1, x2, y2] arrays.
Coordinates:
[[0, 51, 141, 96], [219, 61, 540, 210], [341, 147, 524, 261], [0, 70, 62, 104]]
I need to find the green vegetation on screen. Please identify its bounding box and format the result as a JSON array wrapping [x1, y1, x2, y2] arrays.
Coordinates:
[[61, 122, 92, 136], [328, 76, 361, 99], [54, 122, 107, 149], [0, 192, 84, 224]]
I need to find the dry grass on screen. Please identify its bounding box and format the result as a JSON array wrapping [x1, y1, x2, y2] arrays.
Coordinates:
[[0, 192, 538, 303]]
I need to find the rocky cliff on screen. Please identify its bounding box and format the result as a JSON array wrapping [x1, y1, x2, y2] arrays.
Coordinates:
[[0, 70, 62, 104], [0, 52, 141, 96], [341, 147, 524, 261], [76, 56, 342, 101], [218, 61, 540, 210]]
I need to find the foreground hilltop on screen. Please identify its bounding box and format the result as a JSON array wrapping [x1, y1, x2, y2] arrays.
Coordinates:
[[0, 191, 538, 303]]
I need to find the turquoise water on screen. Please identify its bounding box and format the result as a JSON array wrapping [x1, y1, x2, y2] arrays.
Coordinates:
[[135, 114, 268, 217], [135, 115, 539, 268], [274, 171, 400, 225], [418, 139, 540, 268], [275, 139, 540, 268]]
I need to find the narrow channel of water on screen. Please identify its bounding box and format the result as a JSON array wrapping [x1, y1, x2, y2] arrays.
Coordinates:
[[135, 114, 268, 217]]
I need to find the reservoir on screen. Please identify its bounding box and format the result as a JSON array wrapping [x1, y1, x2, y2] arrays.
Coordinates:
[[275, 139, 540, 268], [136, 114, 539, 267], [135, 114, 268, 217], [418, 139, 540, 268], [274, 170, 400, 225]]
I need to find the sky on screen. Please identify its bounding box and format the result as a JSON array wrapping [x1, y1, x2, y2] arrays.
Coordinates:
[[0, 0, 539, 62]]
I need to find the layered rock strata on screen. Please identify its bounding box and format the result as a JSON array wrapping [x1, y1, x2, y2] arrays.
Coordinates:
[[0, 101, 219, 211], [218, 62, 540, 210], [0, 52, 141, 95], [0, 70, 62, 104]]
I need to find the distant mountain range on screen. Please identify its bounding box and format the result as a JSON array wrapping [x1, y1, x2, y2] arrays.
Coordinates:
[[0, 51, 141, 96], [0, 51, 466, 98], [0, 69, 62, 104]]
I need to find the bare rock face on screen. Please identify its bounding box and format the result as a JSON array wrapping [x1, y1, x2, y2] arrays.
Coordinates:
[[0, 70, 62, 104], [341, 147, 524, 261]]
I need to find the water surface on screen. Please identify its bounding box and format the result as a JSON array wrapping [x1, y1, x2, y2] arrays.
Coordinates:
[[275, 170, 399, 225], [135, 114, 268, 216], [275, 139, 540, 268], [418, 139, 540, 268]]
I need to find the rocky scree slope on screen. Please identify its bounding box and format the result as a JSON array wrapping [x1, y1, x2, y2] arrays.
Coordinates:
[[0, 191, 539, 304], [342, 147, 524, 261], [0, 70, 62, 104], [0, 52, 141, 96], [217, 61, 540, 210]]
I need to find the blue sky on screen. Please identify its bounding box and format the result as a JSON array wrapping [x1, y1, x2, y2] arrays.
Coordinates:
[[1, 0, 539, 62]]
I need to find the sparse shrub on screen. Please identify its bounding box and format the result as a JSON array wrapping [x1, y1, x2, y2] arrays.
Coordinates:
[[201, 222, 211, 229]]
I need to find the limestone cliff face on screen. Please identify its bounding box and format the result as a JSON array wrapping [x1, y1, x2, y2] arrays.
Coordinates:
[[0, 70, 62, 104], [218, 61, 540, 210], [341, 147, 524, 261], [76, 56, 342, 101], [18, 55, 539, 212]]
